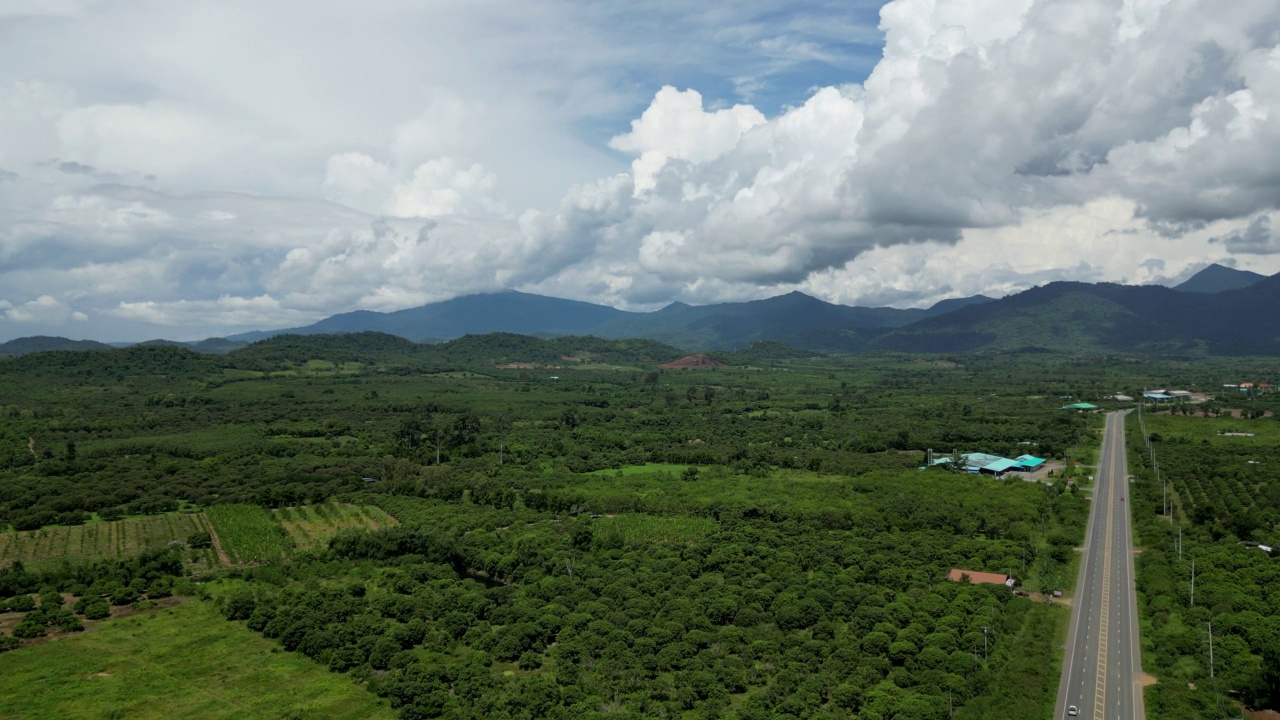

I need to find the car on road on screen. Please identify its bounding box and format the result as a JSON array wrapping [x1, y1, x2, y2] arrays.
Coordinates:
[[1067, 705, 1078, 716]]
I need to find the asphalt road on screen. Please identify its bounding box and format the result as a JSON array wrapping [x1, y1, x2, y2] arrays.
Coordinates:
[[1054, 410, 1145, 720]]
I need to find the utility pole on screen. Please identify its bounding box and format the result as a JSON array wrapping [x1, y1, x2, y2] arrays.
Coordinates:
[[1208, 619, 1215, 679], [981, 626, 990, 659]]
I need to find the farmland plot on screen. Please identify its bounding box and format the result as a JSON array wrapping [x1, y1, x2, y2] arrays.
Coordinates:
[[0, 513, 207, 571], [271, 502, 397, 551], [204, 504, 293, 564]]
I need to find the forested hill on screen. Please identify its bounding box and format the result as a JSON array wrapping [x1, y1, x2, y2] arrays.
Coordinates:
[[1171, 263, 1266, 293], [0, 336, 114, 357], [0, 344, 220, 379], [869, 273, 1280, 355], [221, 290, 994, 352], [0, 332, 692, 378], [588, 291, 993, 351], [227, 290, 635, 343]]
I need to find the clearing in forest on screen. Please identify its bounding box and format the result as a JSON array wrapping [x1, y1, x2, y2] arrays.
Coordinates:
[[205, 502, 398, 562], [0, 514, 211, 571], [0, 600, 395, 720], [593, 513, 717, 544], [203, 504, 293, 564], [271, 502, 398, 552]]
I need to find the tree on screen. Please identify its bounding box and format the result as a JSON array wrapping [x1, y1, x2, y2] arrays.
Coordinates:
[[494, 413, 513, 465]]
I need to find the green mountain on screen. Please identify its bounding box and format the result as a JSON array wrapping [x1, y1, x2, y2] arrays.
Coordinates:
[[0, 336, 114, 357], [222, 331, 685, 371], [873, 273, 1280, 355], [220, 290, 992, 352], [1172, 263, 1266, 293], [0, 343, 219, 377], [589, 291, 993, 351], [227, 291, 633, 343]]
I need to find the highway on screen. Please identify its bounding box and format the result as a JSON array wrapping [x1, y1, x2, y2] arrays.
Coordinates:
[[1054, 410, 1145, 720]]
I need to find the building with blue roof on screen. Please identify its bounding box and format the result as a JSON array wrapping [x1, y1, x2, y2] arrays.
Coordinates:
[[1014, 454, 1046, 471]]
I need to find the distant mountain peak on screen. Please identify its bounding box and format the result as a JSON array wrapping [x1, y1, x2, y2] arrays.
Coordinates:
[[1173, 263, 1266, 293]]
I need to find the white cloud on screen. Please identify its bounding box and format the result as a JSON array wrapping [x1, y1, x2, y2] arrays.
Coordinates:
[[112, 295, 311, 328], [2, 0, 1280, 342], [609, 87, 767, 192], [388, 158, 503, 219], [57, 101, 249, 181], [2, 295, 83, 324]]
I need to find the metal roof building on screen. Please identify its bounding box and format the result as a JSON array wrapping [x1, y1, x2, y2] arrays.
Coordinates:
[[1014, 454, 1046, 470]]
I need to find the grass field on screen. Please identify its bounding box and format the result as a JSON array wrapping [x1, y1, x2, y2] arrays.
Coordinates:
[[587, 462, 694, 476], [271, 502, 398, 552], [0, 513, 213, 570], [0, 600, 396, 720], [204, 504, 294, 564]]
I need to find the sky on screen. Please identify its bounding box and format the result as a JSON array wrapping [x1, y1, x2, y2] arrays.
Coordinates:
[[2, 0, 1280, 342]]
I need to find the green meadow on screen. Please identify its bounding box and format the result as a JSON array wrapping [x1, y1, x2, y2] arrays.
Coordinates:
[[0, 600, 395, 720]]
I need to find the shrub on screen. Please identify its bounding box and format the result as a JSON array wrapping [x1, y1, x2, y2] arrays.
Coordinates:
[[83, 600, 111, 620]]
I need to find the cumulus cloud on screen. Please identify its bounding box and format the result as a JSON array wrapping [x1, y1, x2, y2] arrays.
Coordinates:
[[1, 295, 85, 324], [2, 0, 1280, 341], [609, 87, 766, 192], [1213, 215, 1280, 254], [112, 295, 312, 328]]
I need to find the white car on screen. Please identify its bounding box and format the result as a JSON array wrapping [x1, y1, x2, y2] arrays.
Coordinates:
[[1067, 706, 1079, 717]]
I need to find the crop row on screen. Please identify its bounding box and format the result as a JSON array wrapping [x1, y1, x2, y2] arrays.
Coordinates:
[[270, 502, 397, 551], [0, 513, 205, 570], [204, 504, 294, 564]]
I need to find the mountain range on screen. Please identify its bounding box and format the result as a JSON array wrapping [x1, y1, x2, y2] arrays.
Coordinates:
[[1171, 263, 1267, 293], [1, 263, 1275, 357]]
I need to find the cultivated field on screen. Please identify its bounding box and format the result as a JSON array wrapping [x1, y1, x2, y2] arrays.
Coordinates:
[[0, 599, 396, 720], [271, 502, 398, 551], [205, 502, 399, 562], [204, 504, 294, 564], [0, 513, 212, 571]]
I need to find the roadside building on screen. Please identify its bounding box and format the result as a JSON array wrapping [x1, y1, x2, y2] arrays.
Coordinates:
[[1060, 402, 1099, 410], [1014, 454, 1046, 471]]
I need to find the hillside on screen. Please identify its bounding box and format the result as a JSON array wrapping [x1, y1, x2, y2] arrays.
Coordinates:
[[228, 291, 634, 343], [0, 336, 114, 357], [1172, 263, 1266, 293], [0, 344, 220, 380], [218, 290, 994, 352], [873, 273, 1280, 355], [590, 291, 993, 351]]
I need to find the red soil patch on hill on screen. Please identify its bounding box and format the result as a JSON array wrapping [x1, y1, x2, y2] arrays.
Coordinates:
[[658, 354, 726, 369]]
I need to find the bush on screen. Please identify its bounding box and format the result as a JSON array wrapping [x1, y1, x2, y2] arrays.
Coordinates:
[[83, 600, 111, 620], [110, 587, 140, 606], [223, 591, 257, 621], [12, 618, 46, 639], [4, 595, 35, 613], [56, 612, 85, 632]]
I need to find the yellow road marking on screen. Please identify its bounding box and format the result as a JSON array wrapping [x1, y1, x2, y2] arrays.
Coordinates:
[[1094, 421, 1117, 719]]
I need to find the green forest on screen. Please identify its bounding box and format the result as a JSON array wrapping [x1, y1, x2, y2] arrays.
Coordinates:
[[0, 333, 1277, 718]]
